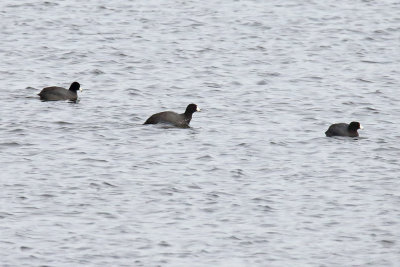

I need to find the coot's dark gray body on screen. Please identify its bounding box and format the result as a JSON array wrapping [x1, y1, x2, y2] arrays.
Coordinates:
[[325, 122, 363, 137], [144, 104, 201, 128], [38, 82, 81, 101]]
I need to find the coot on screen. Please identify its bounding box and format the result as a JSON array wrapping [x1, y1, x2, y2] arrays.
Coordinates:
[[325, 121, 363, 137], [38, 82, 82, 101], [144, 103, 201, 128]]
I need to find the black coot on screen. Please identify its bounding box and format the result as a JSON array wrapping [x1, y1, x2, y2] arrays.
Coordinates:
[[325, 121, 363, 137], [144, 103, 201, 128], [38, 82, 82, 101]]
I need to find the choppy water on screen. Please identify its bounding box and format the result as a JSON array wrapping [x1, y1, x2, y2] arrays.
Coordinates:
[[1, 0, 400, 266]]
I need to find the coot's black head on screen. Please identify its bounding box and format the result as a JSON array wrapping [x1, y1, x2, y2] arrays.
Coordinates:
[[69, 82, 81, 92], [349, 121, 363, 131], [185, 103, 201, 115]]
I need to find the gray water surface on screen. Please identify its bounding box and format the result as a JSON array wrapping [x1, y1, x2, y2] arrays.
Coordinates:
[[1, 0, 400, 266]]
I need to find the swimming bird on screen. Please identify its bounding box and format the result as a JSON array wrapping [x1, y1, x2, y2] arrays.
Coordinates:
[[38, 82, 82, 101], [325, 121, 363, 137], [144, 103, 201, 128]]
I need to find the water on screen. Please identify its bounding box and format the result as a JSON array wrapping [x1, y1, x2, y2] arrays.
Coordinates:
[[1, 0, 400, 266]]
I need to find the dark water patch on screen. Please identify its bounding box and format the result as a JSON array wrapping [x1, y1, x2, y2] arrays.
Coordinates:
[[8, 128, 25, 133], [127, 88, 143, 96], [0, 142, 21, 147], [91, 69, 105, 75], [357, 78, 373, 83], [54, 121, 74, 125], [257, 80, 268, 85], [361, 60, 390, 64], [20, 246, 33, 251]]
